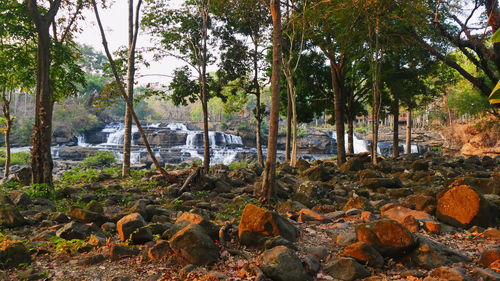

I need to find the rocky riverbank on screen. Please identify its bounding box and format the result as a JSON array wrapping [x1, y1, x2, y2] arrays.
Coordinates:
[[0, 153, 499, 280]]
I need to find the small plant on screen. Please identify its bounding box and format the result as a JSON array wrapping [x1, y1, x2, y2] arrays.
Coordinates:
[[25, 183, 56, 200], [82, 151, 116, 168], [1, 181, 22, 190], [47, 236, 86, 255], [172, 199, 184, 211], [430, 146, 442, 152], [0, 151, 31, 166], [228, 160, 248, 170], [193, 190, 210, 199], [58, 167, 102, 184]]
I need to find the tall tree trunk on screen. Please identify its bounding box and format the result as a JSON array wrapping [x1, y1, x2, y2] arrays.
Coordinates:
[[31, 25, 55, 186], [370, 15, 382, 165], [122, 0, 136, 177], [346, 93, 354, 154], [253, 43, 264, 167], [258, 0, 281, 202], [284, 66, 298, 166], [2, 91, 12, 179], [405, 109, 412, 154], [285, 88, 292, 163], [329, 59, 346, 165], [201, 1, 210, 174], [347, 115, 354, 154], [392, 96, 399, 158]]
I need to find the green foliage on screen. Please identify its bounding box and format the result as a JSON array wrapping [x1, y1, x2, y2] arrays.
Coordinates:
[[1, 181, 21, 190], [82, 151, 116, 168], [47, 236, 86, 255], [58, 167, 103, 185], [227, 160, 248, 171], [447, 90, 491, 117], [0, 151, 30, 166], [25, 183, 56, 200], [193, 190, 210, 199]]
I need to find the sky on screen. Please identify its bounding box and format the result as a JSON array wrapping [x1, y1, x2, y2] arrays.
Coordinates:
[[77, 1, 183, 86]]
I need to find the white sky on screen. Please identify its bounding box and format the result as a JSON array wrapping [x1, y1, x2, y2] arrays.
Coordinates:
[[77, 1, 183, 85]]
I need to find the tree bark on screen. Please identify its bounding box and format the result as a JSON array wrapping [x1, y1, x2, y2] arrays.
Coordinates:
[[392, 96, 399, 158], [346, 92, 354, 154], [284, 66, 298, 166], [201, 1, 210, 174], [258, 0, 281, 202], [2, 90, 12, 179], [122, 0, 136, 177], [27, 0, 62, 186], [405, 109, 412, 154], [285, 88, 292, 163], [253, 42, 264, 167], [329, 59, 346, 165]]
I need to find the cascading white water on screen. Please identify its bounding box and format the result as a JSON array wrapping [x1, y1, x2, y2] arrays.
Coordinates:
[[103, 124, 138, 145], [77, 135, 90, 147], [167, 123, 188, 131], [331, 131, 370, 153]]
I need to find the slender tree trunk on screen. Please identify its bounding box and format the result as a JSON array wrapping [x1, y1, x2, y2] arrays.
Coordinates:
[[258, 0, 281, 202], [392, 97, 399, 158], [122, 0, 135, 176], [346, 93, 354, 154], [2, 91, 12, 179], [285, 88, 292, 163], [329, 59, 346, 165], [284, 67, 298, 166], [405, 109, 412, 154], [370, 15, 382, 165], [201, 1, 210, 173], [91, 0, 169, 179], [253, 43, 264, 167], [347, 115, 354, 154]]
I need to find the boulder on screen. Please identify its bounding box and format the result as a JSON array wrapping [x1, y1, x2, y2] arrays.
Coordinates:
[[342, 242, 384, 268], [168, 223, 219, 265], [356, 219, 416, 257], [409, 160, 430, 171], [400, 195, 436, 214], [448, 177, 498, 195], [360, 177, 402, 189], [109, 244, 140, 261], [404, 234, 471, 269], [175, 212, 219, 240], [257, 246, 312, 281], [301, 165, 331, 182], [297, 209, 332, 223], [436, 185, 498, 228], [0, 242, 31, 269], [343, 196, 372, 212], [148, 240, 172, 261], [340, 158, 366, 172], [68, 207, 107, 226], [293, 181, 331, 207], [116, 213, 151, 243], [0, 206, 27, 228], [479, 247, 500, 268], [425, 266, 470, 281], [238, 204, 297, 246], [8, 166, 32, 185], [323, 257, 370, 281], [381, 205, 436, 231], [56, 221, 91, 240], [58, 146, 97, 161]]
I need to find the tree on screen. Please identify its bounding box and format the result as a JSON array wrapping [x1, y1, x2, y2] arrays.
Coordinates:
[[91, 0, 169, 179], [414, 1, 499, 115], [257, 0, 282, 202], [143, 0, 214, 173], [212, 0, 271, 167]]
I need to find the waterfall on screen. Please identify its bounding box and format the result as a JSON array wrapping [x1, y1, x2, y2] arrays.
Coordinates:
[[77, 135, 90, 147], [104, 124, 138, 145], [331, 131, 369, 153], [167, 123, 188, 131], [185, 131, 200, 147]]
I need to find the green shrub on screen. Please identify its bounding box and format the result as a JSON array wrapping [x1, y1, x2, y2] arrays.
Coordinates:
[[227, 160, 248, 170], [25, 183, 56, 200], [82, 151, 115, 168], [0, 151, 31, 166], [58, 167, 102, 184]]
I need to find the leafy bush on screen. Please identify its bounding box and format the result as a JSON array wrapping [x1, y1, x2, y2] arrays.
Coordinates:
[[227, 160, 248, 170], [58, 167, 103, 184], [0, 151, 31, 166], [82, 151, 115, 168], [47, 236, 86, 255], [25, 183, 56, 200]]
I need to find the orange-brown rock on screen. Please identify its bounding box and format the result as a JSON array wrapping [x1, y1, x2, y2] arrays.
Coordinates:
[[400, 194, 437, 214], [342, 242, 384, 268], [483, 228, 500, 240], [479, 247, 500, 268], [168, 223, 219, 265], [436, 185, 497, 228], [297, 209, 332, 223], [381, 205, 436, 232], [148, 240, 171, 261], [343, 197, 372, 212], [175, 212, 218, 240], [356, 219, 416, 257], [238, 204, 297, 246]]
